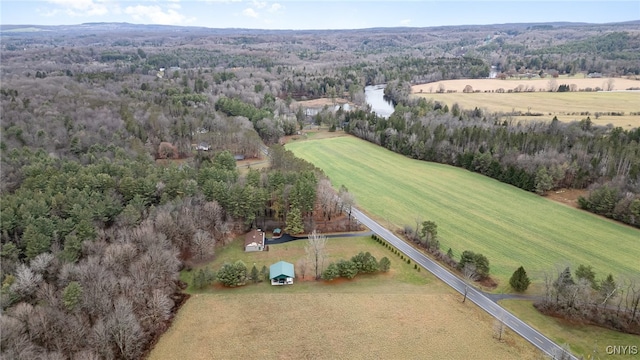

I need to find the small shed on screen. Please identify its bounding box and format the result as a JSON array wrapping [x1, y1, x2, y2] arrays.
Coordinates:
[[269, 261, 295, 285], [272, 228, 282, 238], [244, 229, 265, 252], [196, 142, 211, 151]]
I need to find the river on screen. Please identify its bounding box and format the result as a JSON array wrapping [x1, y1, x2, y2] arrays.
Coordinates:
[[364, 85, 395, 118]]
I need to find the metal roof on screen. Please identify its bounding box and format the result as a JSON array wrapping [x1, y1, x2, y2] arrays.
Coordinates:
[[269, 261, 295, 279]]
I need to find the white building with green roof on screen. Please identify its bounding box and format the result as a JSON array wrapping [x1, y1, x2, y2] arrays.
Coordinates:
[[269, 261, 295, 285]]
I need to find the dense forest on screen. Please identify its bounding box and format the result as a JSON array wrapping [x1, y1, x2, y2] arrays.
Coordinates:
[[1, 21, 640, 357]]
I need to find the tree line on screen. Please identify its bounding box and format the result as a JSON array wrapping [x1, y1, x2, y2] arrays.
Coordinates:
[[536, 265, 639, 335]]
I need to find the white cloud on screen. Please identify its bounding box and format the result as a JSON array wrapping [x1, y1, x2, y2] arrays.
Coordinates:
[[268, 3, 283, 13], [400, 19, 411, 26], [242, 8, 259, 18], [47, 0, 109, 16], [252, 1, 267, 9], [124, 5, 194, 25]]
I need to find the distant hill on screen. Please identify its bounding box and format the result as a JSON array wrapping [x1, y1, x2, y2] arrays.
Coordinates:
[[2, 20, 639, 36]]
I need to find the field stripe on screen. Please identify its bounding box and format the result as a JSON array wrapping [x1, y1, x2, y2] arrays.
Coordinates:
[[287, 135, 640, 283]]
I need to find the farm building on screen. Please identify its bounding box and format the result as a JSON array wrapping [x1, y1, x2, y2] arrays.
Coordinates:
[[244, 229, 265, 252], [269, 261, 295, 285]]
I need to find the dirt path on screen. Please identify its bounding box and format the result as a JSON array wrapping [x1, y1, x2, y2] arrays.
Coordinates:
[[544, 188, 587, 209]]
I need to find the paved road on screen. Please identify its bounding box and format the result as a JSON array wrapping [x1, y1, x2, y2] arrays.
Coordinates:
[[351, 207, 577, 360], [265, 231, 373, 245]]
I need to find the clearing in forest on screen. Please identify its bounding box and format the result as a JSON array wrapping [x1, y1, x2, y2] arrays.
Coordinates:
[[149, 236, 538, 360], [286, 135, 640, 286]]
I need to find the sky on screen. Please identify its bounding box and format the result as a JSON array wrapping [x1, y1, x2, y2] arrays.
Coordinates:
[[1, 1, 639, 30]]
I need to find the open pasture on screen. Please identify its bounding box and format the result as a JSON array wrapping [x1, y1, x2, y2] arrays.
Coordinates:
[[150, 236, 538, 360], [286, 136, 640, 286], [412, 78, 640, 128]]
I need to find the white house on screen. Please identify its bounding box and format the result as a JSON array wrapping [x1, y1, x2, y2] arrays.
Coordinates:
[[244, 229, 265, 252]]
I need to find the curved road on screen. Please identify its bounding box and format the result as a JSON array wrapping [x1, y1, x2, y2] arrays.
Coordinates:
[[351, 208, 577, 360]]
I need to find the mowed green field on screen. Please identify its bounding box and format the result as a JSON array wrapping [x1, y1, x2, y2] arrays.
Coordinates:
[[286, 135, 640, 286]]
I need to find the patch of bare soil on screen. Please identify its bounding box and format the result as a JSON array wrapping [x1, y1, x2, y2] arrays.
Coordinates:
[[479, 276, 499, 290], [294, 97, 351, 108], [544, 188, 588, 208], [235, 156, 268, 172], [308, 213, 363, 233]]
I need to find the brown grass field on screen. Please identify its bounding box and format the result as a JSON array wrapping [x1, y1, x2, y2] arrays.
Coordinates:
[[412, 78, 640, 128], [148, 237, 541, 360], [412, 77, 640, 94], [149, 293, 539, 360]]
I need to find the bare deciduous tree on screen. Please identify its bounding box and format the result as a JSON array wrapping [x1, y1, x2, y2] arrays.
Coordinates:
[[10, 264, 43, 301], [109, 297, 144, 360], [90, 318, 115, 360], [317, 179, 338, 221], [191, 230, 215, 260], [550, 343, 573, 360], [493, 314, 506, 341], [296, 258, 308, 281], [142, 289, 174, 334], [462, 263, 477, 303], [605, 78, 615, 91], [305, 230, 328, 280]]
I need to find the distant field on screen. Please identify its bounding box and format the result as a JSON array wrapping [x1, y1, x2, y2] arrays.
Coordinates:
[[412, 77, 640, 93], [412, 78, 640, 129], [149, 237, 538, 360], [286, 136, 640, 286]]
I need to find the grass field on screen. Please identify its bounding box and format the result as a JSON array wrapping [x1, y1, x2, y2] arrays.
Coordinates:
[[411, 77, 640, 94], [500, 300, 640, 358], [149, 236, 540, 360], [286, 135, 640, 287], [411, 78, 640, 129], [180, 234, 431, 294], [415, 92, 640, 128]]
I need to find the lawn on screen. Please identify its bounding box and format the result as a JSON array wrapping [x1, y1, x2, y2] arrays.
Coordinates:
[[500, 299, 640, 359], [286, 135, 640, 287], [181, 235, 431, 294], [149, 236, 540, 360]]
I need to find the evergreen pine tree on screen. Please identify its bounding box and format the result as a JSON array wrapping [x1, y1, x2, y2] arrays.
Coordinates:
[[285, 206, 304, 234], [509, 266, 531, 292], [250, 265, 259, 283]]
